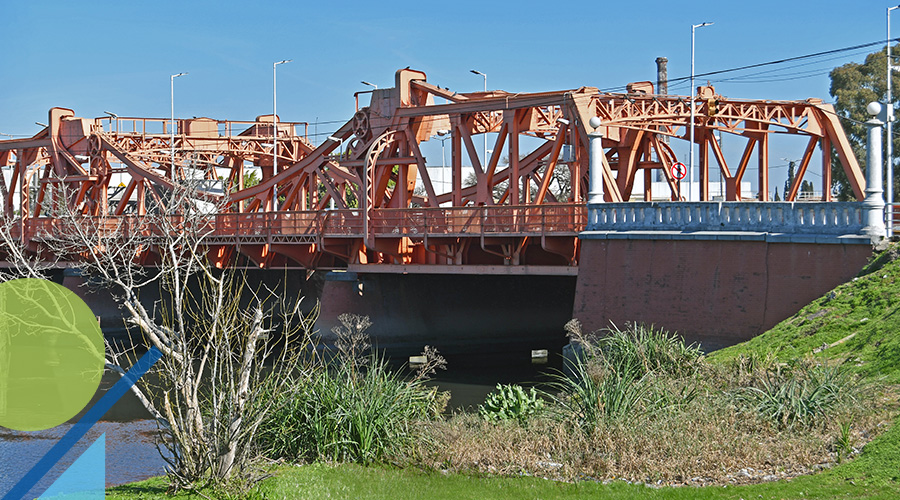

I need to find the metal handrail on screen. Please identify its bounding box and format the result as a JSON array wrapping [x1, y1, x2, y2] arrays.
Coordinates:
[[22, 205, 587, 243]]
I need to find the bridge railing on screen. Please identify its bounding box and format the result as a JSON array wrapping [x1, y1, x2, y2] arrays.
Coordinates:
[[20, 202, 870, 246], [210, 210, 364, 238], [372, 204, 586, 236], [587, 202, 865, 235], [21, 204, 590, 243], [320, 210, 364, 235]]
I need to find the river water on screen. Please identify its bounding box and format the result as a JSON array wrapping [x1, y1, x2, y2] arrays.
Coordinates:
[[0, 369, 170, 497], [0, 343, 563, 495]]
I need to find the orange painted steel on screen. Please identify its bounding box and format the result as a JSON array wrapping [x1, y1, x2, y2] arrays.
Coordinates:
[[0, 69, 865, 271]]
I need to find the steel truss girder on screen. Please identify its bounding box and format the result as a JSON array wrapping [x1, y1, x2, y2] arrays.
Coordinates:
[[0, 69, 865, 269]]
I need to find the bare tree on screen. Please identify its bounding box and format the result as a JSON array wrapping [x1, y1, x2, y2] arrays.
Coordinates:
[[1, 181, 316, 489]]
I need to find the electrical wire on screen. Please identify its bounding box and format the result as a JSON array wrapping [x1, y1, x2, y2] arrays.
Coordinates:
[[598, 39, 899, 93]]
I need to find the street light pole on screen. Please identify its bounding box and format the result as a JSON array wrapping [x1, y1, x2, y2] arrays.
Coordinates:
[[436, 130, 451, 193], [273, 59, 292, 211], [887, 6, 899, 236], [470, 69, 488, 164], [361, 81, 378, 90], [690, 22, 713, 202], [170, 72, 188, 183]]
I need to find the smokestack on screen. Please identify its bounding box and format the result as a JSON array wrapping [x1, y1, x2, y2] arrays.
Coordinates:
[[655, 57, 669, 183], [656, 57, 668, 96]]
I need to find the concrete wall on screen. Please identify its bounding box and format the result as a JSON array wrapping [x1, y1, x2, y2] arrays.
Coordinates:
[[572, 238, 873, 350]]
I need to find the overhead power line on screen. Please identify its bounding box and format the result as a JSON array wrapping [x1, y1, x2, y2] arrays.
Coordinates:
[[600, 38, 900, 93]]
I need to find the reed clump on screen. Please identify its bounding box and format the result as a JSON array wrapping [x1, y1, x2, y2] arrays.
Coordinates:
[[256, 314, 447, 464]]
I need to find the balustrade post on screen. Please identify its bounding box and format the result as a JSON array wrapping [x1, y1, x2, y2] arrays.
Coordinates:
[[587, 117, 605, 204], [863, 102, 887, 240]]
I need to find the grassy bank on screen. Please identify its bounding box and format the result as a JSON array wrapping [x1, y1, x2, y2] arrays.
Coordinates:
[[107, 245, 900, 499], [710, 244, 900, 382]]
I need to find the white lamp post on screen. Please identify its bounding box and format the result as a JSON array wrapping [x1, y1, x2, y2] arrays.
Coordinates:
[[361, 81, 377, 90], [170, 72, 187, 183], [690, 22, 713, 201], [887, 6, 900, 236], [470, 69, 488, 164], [436, 129, 451, 192], [273, 59, 292, 210]]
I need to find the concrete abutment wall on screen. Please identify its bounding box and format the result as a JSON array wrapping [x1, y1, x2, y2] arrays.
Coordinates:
[[572, 238, 873, 350]]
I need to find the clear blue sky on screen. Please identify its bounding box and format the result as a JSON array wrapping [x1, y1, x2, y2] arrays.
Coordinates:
[[0, 0, 890, 194]]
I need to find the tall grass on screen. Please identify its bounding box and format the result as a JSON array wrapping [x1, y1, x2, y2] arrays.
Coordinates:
[[256, 314, 446, 464], [729, 361, 856, 428], [588, 321, 703, 379], [422, 322, 890, 485], [548, 321, 701, 434]]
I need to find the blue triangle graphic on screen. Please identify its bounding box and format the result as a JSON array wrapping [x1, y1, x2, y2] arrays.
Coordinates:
[[38, 433, 105, 500]]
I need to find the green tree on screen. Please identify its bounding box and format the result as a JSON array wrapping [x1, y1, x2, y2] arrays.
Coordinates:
[[801, 180, 814, 198], [783, 160, 796, 200], [830, 44, 900, 200]]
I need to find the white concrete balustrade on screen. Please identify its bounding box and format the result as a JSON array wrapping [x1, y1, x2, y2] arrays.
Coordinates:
[[587, 202, 865, 235]]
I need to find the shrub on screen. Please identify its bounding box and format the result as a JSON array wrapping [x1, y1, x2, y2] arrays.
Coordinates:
[[478, 384, 544, 426]]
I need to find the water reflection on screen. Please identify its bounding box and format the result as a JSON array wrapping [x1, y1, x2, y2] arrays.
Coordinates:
[[0, 369, 167, 496]]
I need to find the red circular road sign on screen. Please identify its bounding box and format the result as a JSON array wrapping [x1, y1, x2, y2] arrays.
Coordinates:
[[671, 162, 687, 180]]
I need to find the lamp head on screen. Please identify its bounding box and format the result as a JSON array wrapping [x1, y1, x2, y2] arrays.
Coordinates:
[[867, 101, 883, 117]]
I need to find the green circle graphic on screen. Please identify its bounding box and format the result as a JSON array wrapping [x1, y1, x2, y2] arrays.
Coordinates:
[[0, 278, 104, 431]]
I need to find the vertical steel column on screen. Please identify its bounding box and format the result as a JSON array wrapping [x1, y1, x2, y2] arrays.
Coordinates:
[[758, 133, 769, 200]]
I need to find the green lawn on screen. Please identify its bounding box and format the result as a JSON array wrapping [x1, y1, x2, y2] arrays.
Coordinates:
[[109, 454, 900, 500], [107, 245, 900, 499]]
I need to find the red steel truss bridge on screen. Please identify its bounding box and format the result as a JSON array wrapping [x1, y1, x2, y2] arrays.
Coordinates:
[[0, 69, 866, 274]]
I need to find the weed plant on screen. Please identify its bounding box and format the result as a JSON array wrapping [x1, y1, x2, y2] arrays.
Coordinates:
[[478, 383, 544, 426]]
